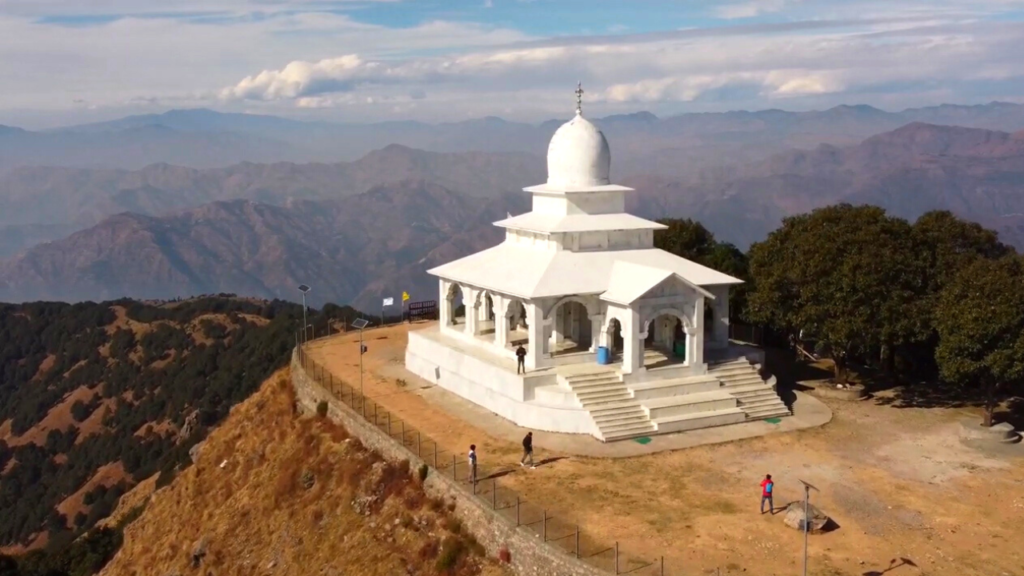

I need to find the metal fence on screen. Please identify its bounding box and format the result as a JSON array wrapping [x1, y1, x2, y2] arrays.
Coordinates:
[[295, 332, 678, 575]]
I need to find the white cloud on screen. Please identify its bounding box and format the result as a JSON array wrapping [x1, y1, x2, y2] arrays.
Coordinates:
[[716, 0, 789, 19], [4, 1, 1024, 125]]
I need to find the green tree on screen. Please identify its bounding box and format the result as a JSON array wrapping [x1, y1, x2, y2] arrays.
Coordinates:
[[654, 218, 750, 318], [746, 205, 925, 382], [935, 256, 1024, 427]]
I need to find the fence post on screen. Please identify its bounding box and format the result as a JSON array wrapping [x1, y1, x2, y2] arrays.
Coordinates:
[[542, 510, 547, 542], [660, 556, 664, 576], [373, 403, 378, 425], [516, 497, 520, 526], [400, 421, 405, 445], [575, 526, 580, 559], [417, 432, 422, 457], [491, 479, 496, 509], [452, 455, 457, 480], [614, 542, 619, 574]]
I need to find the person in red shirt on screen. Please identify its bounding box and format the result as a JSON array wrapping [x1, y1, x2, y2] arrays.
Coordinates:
[[760, 474, 774, 514]]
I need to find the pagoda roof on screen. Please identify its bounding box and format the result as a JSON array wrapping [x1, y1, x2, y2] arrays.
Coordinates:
[[493, 212, 666, 234], [427, 244, 742, 300]]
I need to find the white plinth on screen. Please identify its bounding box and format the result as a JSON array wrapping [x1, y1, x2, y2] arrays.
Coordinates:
[[405, 326, 598, 435]]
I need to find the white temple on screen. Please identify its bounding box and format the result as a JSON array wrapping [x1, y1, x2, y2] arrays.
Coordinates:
[[405, 86, 789, 441]]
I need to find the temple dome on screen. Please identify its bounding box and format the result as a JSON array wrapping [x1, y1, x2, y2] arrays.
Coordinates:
[[546, 112, 611, 188]]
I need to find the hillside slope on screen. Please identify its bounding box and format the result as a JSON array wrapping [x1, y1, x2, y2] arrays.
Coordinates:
[[0, 298, 306, 555], [0, 182, 527, 309], [100, 370, 505, 576]]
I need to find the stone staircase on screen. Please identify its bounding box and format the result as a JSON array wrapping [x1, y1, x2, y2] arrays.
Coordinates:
[[559, 371, 656, 442], [708, 358, 791, 420]]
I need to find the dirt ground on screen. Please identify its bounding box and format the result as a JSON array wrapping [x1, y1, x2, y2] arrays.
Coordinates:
[[305, 323, 1024, 576]]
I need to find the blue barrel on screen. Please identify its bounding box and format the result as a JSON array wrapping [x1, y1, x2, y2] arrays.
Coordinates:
[[596, 346, 610, 365]]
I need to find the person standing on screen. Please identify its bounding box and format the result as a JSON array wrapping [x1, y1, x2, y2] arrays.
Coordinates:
[[468, 444, 478, 485], [760, 474, 774, 514], [520, 432, 535, 469], [515, 344, 527, 374]]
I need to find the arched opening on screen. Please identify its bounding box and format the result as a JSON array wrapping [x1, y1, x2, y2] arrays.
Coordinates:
[[506, 299, 529, 350], [446, 283, 466, 329], [605, 318, 623, 362], [644, 313, 687, 369], [704, 301, 714, 339], [549, 299, 592, 356], [475, 291, 497, 341]]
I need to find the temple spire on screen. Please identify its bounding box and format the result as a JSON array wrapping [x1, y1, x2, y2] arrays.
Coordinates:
[[575, 82, 584, 116]]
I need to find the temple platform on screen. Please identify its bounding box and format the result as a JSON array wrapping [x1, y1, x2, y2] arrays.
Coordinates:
[[405, 324, 790, 441]]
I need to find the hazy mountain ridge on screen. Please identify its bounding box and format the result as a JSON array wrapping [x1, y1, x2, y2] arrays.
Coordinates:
[[629, 123, 1024, 249], [0, 181, 528, 309], [4, 102, 1024, 173], [0, 146, 543, 256]]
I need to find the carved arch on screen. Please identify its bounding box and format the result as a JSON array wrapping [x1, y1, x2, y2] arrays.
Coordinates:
[[543, 295, 598, 320], [642, 307, 693, 335]]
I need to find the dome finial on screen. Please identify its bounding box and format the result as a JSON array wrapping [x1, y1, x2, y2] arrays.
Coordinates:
[[575, 82, 584, 116]]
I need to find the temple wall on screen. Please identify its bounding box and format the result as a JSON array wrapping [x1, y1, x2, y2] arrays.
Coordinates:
[[406, 330, 596, 435]]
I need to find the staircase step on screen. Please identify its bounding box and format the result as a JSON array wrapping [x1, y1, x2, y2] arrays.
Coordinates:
[[589, 400, 644, 413], [600, 423, 657, 441], [725, 383, 776, 394], [593, 411, 648, 425], [738, 397, 787, 409], [569, 379, 622, 387], [572, 383, 629, 395], [581, 395, 636, 408], [565, 372, 621, 384], [653, 407, 747, 433], [744, 406, 791, 419], [600, 419, 656, 433], [578, 389, 633, 401]]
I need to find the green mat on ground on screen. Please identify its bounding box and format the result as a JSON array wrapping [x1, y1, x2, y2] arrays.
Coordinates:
[[765, 418, 782, 424], [634, 437, 652, 444]]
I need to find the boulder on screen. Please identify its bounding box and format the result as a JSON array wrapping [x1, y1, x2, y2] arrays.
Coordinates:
[[188, 441, 205, 464], [783, 502, 829, 532], [191, 536, 209, 567]]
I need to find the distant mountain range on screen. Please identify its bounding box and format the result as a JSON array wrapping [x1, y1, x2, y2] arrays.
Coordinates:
[[1, 111, 1022, 307], [4, 102, 1024, 173], [0, 181, 527, 310], [0, 145, 543, 257]]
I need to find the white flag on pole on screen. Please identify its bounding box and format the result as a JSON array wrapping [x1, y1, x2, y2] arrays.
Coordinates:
[[382, 297, 394, 307]]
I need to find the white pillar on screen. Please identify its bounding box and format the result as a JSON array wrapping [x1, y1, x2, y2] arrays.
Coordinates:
[[590, 314, 603, 352], [693, 296, 706, 366], [438, 279, 452, 333], [493, 295, 509, 349], [551, 304, 565, 346], [525, 301, 544, 370], [622, 309, 642, 374], [464, 287, 478, 336]]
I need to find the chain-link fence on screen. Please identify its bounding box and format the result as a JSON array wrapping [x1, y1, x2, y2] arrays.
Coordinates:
[[295, 331, 680, 575]]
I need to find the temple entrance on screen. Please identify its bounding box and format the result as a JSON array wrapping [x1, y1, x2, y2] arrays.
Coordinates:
[[549, 300, 592, 356], [506, 300, 528, 349], [475, 291, 496, 341], [445, 283, 466, 329], [644, 314, 687, 369]]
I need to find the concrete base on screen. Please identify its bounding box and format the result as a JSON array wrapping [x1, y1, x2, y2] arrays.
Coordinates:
[[406, 324, 793, 442], [406, 327, 597, 435]]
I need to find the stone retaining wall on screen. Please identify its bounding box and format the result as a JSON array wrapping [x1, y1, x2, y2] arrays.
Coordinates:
[[290, 350, 607, 576]]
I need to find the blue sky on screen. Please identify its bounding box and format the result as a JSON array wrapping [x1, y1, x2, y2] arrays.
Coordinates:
[[2, 0, 1024, 127]]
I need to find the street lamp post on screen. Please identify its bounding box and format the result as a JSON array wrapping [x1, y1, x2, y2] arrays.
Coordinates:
[[799, 479, 820, 576], [298, 284, 311, 343], [351, 318, 369, 397]]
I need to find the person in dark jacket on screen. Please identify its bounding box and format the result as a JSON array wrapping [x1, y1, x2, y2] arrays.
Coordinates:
[[515, 344, 527, 374], [520, 431, 535, 468]]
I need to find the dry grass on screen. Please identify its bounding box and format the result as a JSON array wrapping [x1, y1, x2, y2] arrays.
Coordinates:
[[305, 323, 1024, 576], [100, 368, 509, 576]]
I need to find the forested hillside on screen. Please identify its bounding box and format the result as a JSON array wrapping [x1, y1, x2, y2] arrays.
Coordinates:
[[0, 297, 368, 574]]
